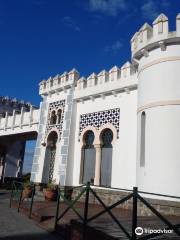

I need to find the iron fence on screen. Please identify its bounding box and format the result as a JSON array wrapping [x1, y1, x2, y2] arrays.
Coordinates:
[[9, 181, 180, 239], [9, 180, 35, 218], [55, 182, 180, 240]]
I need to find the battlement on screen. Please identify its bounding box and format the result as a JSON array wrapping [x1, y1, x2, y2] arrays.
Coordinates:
[[0, 96, 33, 110], [39, 62, 137, 99], [131, 13, 180, 58], [39, 68, 79, 96], [74, 61, 137, 100], [0, 107, 39, 136]]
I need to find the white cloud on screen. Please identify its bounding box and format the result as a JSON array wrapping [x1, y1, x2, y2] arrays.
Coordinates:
[[104, 40, 123, 54], [141, 0, 159, 20], [89, 0, 128, 16], [62, 16, 80, 32], [141, 0, 171, 21]]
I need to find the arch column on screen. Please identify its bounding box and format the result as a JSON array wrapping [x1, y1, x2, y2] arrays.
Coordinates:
[[94, 144, 102, 185]]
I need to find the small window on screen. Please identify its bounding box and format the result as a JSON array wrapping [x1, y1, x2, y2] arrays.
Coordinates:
[[158, 22, 163, 33], [101, 128, 113, 187], [82, 130, 95, 184], [50, 110, 57, 125], [101, 129, 113, 148], [140, 111, 146, 167], [57, 109, 62, 124], [84, 131, 95, 148], [50, 79, 53, 87]]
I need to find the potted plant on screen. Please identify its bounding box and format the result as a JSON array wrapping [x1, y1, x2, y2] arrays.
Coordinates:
[[44, 180, 58, 201], [22, 181, 33, 199]]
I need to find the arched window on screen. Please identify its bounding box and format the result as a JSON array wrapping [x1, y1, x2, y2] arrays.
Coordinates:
[[42, 131, 58, 183], [81, 130, 96, 184], [140, 111, 146, 167], [101, 129, 113, 148], [84, 131, 94, 148], [50, 79, 53, 87], [57, 109, 62, 124], [100, 128, 113, 187], [50, 110, 57, 125]]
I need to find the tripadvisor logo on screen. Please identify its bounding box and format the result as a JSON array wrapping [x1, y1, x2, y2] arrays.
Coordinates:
[[135, 227, 174, 235], [135, 227, 143, 235]]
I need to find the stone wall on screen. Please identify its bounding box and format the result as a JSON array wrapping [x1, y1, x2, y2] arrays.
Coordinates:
[[72, 187, 180, 217]]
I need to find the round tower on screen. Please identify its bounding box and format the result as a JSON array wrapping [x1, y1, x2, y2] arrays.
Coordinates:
[[131, 13, 180, 196]]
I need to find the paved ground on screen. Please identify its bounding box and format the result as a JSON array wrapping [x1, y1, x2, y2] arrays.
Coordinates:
[[0, 190, 62, 240]]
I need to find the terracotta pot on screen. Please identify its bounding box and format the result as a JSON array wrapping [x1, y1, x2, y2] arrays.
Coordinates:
[[23, 186, 33, 199], [44, 189, 58, 201]]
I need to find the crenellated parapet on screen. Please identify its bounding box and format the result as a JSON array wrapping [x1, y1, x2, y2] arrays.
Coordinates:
[[74, 61, 137, 100], [76, 61, 134, 90], [39, 68, 80, 96], [0, 96, 37, 120], [0, 106, 39, 136], [131, 13, 180, 58], [0, 96, 33, 111]]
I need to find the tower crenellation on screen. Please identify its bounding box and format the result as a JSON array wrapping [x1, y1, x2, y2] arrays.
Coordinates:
[[39, 61, 137, 98], [131, 13, 180, 58], [87, 72, 97, 86], [109, 66, 121, 81], [39, 68, 80, 95], [97, 70, 109, 84], [75, 61, 136, 92]]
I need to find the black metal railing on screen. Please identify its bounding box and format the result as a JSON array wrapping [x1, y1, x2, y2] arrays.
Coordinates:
[[54, 182, 180, 240], [9, 180, 35, 218], [9, 181, 180, 239]]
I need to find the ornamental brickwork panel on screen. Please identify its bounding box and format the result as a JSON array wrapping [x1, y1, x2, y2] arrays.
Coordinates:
[[79, 108, 120, 139], [45, 100, 65, 139]]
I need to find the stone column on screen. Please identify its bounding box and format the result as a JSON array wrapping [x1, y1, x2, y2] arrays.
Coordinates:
[[94, 144, 102, 185], [79, 147, 85, 184], [0, 113, 3, 128], [12, 110, 16, 129], [29, 105, 34, 126], [4, 112, 8, 130], [20, 107, 24, 128]]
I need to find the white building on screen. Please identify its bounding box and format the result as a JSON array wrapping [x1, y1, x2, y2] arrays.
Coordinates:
[[0, 97, 36, 182], [0, 13, 180, 200]]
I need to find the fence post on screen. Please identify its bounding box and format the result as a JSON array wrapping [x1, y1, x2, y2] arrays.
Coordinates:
[[18, 185, 23, 213], [29, 184, 35, 218], [9, 181, 14, 208], [132, 187, 138, 240], [83, 182, 90, 240], [54, 187, 61, 230]]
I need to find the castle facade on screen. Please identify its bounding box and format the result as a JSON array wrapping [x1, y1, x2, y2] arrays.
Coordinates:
[[1, 14, 180, 200]]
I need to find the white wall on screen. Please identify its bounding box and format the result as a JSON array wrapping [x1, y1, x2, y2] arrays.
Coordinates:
[[138, 45, 180, 107], [71, 89, 137, 189], [137, 44, 180, 197], [137, 106, 180, 196]]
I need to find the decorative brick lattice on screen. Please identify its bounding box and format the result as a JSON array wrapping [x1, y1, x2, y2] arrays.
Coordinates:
[[49, 148, 56, 182], [79, 108, 120, 138], [45, 100, 65, 139]]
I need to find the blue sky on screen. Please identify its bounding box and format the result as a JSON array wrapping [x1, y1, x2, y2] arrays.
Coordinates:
[[0, 0, 179, 106]]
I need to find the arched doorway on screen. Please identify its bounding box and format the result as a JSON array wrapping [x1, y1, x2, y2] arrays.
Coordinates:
[[82, 130, 96, 184], [43, 131, 58, 183], [100, 128, 113, 187]]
